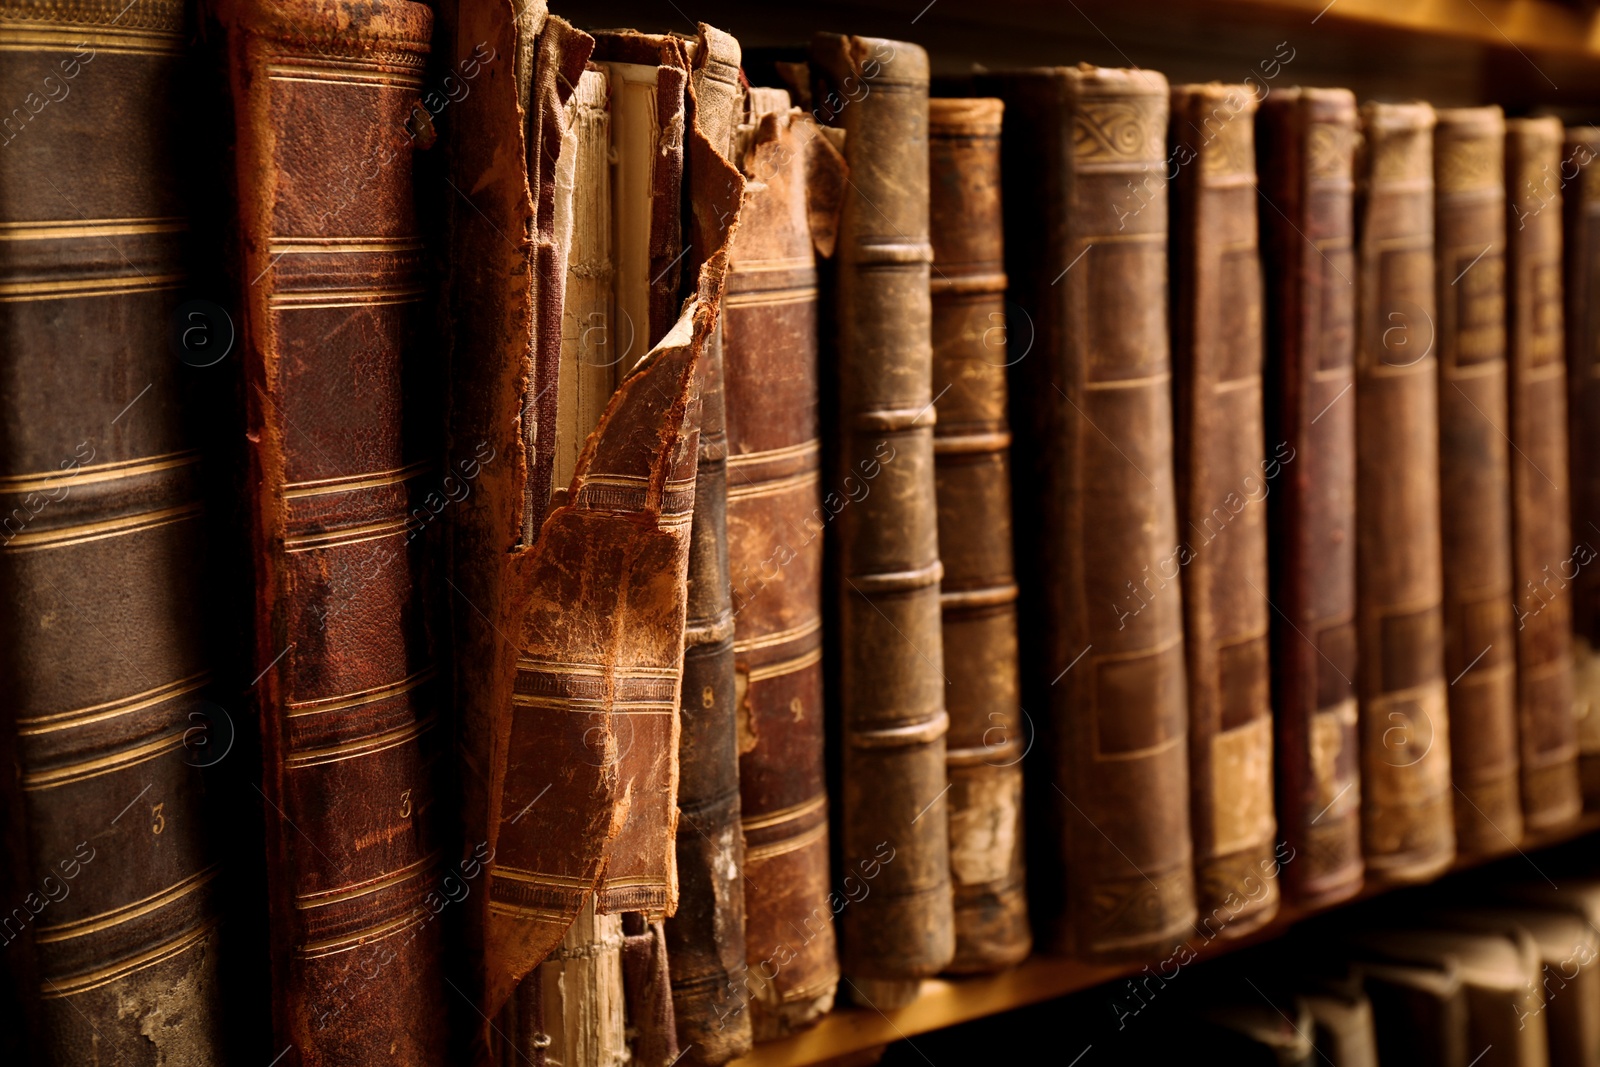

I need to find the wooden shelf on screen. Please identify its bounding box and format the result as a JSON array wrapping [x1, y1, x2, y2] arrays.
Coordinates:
[[730, 813, 1600, 1067]]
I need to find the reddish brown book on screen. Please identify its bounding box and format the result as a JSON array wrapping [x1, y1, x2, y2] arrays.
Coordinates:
[[1505, 117, 1582, 832], [1169, 83, 1279, 936], [1258, 87, 1364, 907], [1354, 102, 1455, 884], [1433, 106, 1521, 854]]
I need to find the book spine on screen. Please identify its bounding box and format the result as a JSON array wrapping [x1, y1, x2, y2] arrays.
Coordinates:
[[226, 0, 447, 1061], [1354, 102, 1455, 883], [0, 1, 227, 1061], [812, 33, 954, 999], [1259, 87, 1363, 907], [666, 24, 752, 1066], [724, 100, 842, 1039], [987, 66, 1196, 959], [1169, 83, 1279, 936], [927, 96, 1032, 973], [1505, 117, 1583, 831], [1432, 107, 1522, 853], [539, 901, 628, 1067], [1562, 128, 1600, 809]]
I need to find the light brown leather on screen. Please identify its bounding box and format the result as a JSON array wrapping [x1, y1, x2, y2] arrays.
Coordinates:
[[1432, 106, 1522, 855], [927, 95, 1031, 974], [1354, 101, 1455, 884], [1170, 83, 1279, 938], [813, 32, 955, 998], [1505, 117, 1582, 832], [1258, 87, 1364, 908], [979, 64, 1197, 960]]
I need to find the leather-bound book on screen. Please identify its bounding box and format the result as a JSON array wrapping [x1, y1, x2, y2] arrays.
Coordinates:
[[1505, 117, 1583, 831], [724, 88, 845, 1038], [1433, 106, 1522, 854], [1354, 102, 1455, 883], [1258, 87, 1364, 908], [1562, 127, 1600, 807], [1169, 83, 1278, 936], [1357, 957, 1469, 1067], [927, 96, 1032, 974], [665, 24, 753, 1066], [0, 0, 227, 1061], [981, 64, 1196, 959], [225, 0, 446, 1061], [1301, 980, 1379, 1067], [812, 33, 954, 1005]]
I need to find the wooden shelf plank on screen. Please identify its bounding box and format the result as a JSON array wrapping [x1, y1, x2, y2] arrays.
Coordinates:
[[730, 813, 1600, 1067]]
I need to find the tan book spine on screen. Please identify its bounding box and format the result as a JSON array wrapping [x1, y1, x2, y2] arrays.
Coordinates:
[[1432, 106, 1522, 854], [1506, 116, 1582, 831], [812, 33, 954, 1003], [927, 96, 1032, 973], [1355, 101, 1455, 883], [1170, 83, 1279, 937]]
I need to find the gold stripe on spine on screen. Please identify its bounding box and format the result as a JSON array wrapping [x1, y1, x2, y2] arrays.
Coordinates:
[[746, 821, 828, 862], [283, 460, 431, 499], [35, 866, 220, 943], [281, 715, 436, 769], [0, 273, 184, 302], [747, 645, 822, 683], [41, 918, 218, 999], [726, 469, 815, 502], [490, 868, 597, 889], [286, 667, 434, 718], [2, 503, 200, 553], [740, 793, 826, 832], [0, 450, 198, 493], [487, 902, 571, 921], [295, 851, 438, 910], [19, 671, 209, 734], [296, 905, 430, 959], [282, 516, 410, 552], [268, 286, 426, 310], [265, 62, 425, 89], [22, 730, 185, 790], [725, 439, 820, 469], [733, 617, 822, 654], [723, 287, 818, 309], [0, 217, 187, 241], [0, 23, 182, 56], [268, 236, 426, 256]]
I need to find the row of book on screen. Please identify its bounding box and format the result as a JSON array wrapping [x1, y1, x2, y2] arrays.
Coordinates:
[[7, 0, 1600, 1065]]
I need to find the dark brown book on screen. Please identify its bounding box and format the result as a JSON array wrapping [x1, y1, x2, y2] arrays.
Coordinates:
[[1258, 87, 1364, 908], [0, 0, 228, 1061], [724, 89, 845, 1039], [927, 96, 1032, 974], [1354, 101, 1455, 884], [225, 0, 447, 1060], [1563, 126, 1600, 807], [667, 23, 753, 1066], [813, 32, 955, 1004], [982, 64, 1196, 959], [1169, 83, 1279, 937], [1358, 957, 1469, 1067], [1433, 106, 1522, 854], [1506, 117, 1583, 833]]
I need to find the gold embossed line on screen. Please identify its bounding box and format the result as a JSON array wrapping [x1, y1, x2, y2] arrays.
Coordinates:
[[0, 217, 186, 242], [3, 503, 201, 553], [733, 616, 822, 655], [487, 900, 571, 922], [19, 671, 210, 736], [283, 460, 432, 500], [40, 917, 218, 999], [724, 286, 818, 309], [0, 273, 184, 303], [725, 439, 820, 470], [266, 62, 426, 90], [732, 256, 814, 274], [295, 904, 430, 960], [726, 468, 815, 503], [269, 285, 426, 311], [490, 867, 596, 890], [0, 23, 183, 56], [35, 866, 220, 944], [295, 851, 439, 911], [741, 793, 826, 833], [23, 730, 187, 791], [287, 667, 435, 719], [0, 450, 198, 495], [746, 820, 828, 862], [283, 516, 410, 553], [267, 235, 425, 256], [746, 645, 822, 683], [282, 715, 436, 769]]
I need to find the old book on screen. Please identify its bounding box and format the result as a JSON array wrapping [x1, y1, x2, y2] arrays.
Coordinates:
[[225, 0, 448, 1061], [813, 33, 954, 1004], [1563, 127, 1600, 807], [1301, 980, 1379, 1067], [724, 89, 845, 1039], [1505, 117, 1583, 832], [665, 23, 754, 1067], [1354, 101, 1455, 883], [1258, 87, 1364, 908], [1357, 957, 1469, 1067], [1169, 82, 1278, 936], [0, 0, 227, 1061], [927, 96, 1032, 974], [538, 899, 628, 1067], [1433, 106, 1522, 854], [981, 64, 1196, 959]]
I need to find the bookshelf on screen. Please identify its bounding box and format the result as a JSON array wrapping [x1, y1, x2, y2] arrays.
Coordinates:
[[731, 814, 1600, 1067]]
